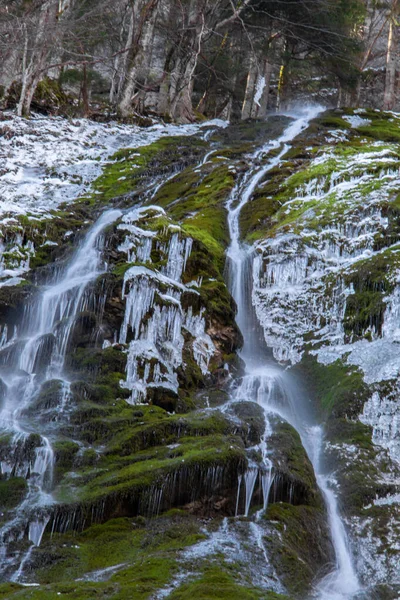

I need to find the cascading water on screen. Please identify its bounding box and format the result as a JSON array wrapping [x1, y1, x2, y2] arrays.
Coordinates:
[[0, 208, 122, 579], [225, 107, 360, 599]]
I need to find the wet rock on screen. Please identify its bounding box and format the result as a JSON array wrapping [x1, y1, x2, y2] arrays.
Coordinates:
[[268, 418, 322, 508], [67, 311, 98, 350], [28, 379, 64, 412], [0, 284, 35, 328], [32, 333, 55, 376], [0, 377, 7, 410], [147, 386, 179, 413], [230, 401, 266, 445]]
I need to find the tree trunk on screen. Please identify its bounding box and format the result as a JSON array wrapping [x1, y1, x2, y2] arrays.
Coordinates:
[[110, 2, 131, 105], [168, 4, 205, 123], [383, 7, 399, 110], [117, 0, 159, 118], [241, 56, 257, 120], [276, 64, 286, 111], [354, 0, 388, 106], [17, 25, 29, 117], [169, 53, 198, 122], [17, 0, 60, 117], [81, 63, 89, 117]]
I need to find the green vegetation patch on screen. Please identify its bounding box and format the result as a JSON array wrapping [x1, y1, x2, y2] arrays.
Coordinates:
[[2, 513, 205, 599], [269, 421, 321, 507], [86, 136, 207, 206], [168, 565, 272, 599], [0, 477, 27, 510], [296, 354, 370, 419], [152, 162, 236, 272], [343, 248, 400, 341], [265, 503, 331, 597]]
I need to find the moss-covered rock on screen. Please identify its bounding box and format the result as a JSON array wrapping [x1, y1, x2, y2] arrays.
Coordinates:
[[0, 477, 27, 510], [168, 565, 272, 599], [268, 419, 322, 508], [264, 503, 333, 597]]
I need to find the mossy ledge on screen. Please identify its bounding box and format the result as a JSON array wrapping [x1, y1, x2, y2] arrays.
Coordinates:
[[50, 450, 246, 533]]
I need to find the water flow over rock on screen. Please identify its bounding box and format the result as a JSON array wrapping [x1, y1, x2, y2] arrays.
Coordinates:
[[225, 107, 360, 599], [0, 209, 122, 579]]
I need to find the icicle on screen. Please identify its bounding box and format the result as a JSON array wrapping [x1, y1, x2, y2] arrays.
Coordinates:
[[261, 466, 274, 511], [244, 468, 258, 517], [235, 474, 243, 517]]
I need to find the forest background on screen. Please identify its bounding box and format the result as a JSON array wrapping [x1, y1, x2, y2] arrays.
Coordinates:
[[0, 0, 398, 122]]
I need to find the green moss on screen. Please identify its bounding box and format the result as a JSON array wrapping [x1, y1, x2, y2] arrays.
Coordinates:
[[0, 478, 27, 510], [34, 77, 70, 109], [3, 514, 207, 599], [269, 421, 321, 506], [87, 136, 207, 206], [168, 566, 268, 599], [67, 346, 127, 384], [265, 503, 330, 597], [296, 354, 370, 419], [197, 279, 236, 327], [72, 432, 245, 505], [344, 291, 386, 340], [53, 441, 80, 482], [343, 249, 400, 340], [30, 380, 64, 411], [151, 163, 235, 272], [103, 408, 235, 458], [314, 114, 351, 130], [0, 584, 24, 598], [183, 206, 228, 272], [358, 116, 400, 143], [240, 194, 281, 243]]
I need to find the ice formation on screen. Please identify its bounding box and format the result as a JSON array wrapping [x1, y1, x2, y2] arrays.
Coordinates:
[[252, 141, 400, 371], [117, 207, 215, 403]]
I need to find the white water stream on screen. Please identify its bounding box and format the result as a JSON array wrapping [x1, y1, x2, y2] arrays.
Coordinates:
[[0, 208, 122, 579], [225, 107, 360, 599]]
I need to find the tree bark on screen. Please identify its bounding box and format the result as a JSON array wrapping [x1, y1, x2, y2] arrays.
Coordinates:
[[110, 2, 131, 105], [17, 24, 29, 117], [117, 0, 159, 117], [81, 63, 89, 117], [241, 56, 257, 120], [17, 0, 60, 117], [383, 4, 399, 111], [168, 2, 206, 122]]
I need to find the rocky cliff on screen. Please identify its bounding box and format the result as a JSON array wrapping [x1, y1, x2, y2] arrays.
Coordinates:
[[0, 108, 399, 599]]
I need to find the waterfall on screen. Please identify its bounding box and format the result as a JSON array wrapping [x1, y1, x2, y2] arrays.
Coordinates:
[[225, 107, 360, 599], [0, 208, 122, 579]]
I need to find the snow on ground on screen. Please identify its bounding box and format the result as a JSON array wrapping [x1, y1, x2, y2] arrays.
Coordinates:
[[0, 112, 227, 288], [0, 112, 226, 220], [342, 114, 372, 128]]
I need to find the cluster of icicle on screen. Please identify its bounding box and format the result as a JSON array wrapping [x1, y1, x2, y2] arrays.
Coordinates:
[[252, 146, 400, 365], [116, 206, 215, 404]]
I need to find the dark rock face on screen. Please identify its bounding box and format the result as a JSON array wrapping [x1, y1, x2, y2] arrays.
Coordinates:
[[231, 401, 266, 445], [32, 333, 55, 376]]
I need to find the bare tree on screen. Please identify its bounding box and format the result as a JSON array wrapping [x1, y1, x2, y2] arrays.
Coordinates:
[[383, 0, 399, 109], [16, 0, 61, 116]]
